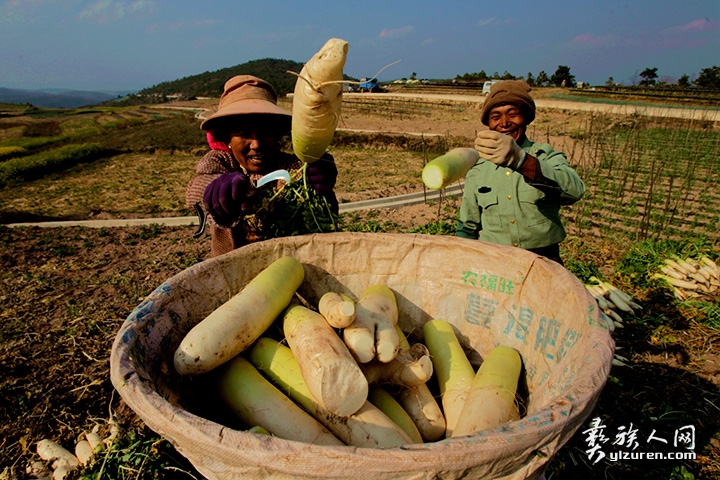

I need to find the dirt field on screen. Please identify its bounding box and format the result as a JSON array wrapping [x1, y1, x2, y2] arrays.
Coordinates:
[[1, 92, 719, 480]]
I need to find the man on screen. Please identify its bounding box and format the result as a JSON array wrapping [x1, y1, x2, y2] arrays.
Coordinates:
[[456, 80, 585, 265]]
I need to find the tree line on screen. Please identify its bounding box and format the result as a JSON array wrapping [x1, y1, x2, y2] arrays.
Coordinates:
[[628, 66, 720, 89], [455, 65, 720, 89], [114, 59, 720, 107]]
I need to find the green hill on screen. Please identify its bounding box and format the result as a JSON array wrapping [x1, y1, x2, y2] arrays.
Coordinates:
[[121, 58, 359, 106], [138, 58, 304, 99], [112, 58, 357, 105]]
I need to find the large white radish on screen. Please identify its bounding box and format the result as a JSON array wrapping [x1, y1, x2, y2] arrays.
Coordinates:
[[451, 345, 522, 437], [362, 342, 433, 387], [174, 256, 304, 375], [36, 439, 80, 470], [422, 148, 480, 190], [283, 302, 368, 417], [318, 291, 356, 328], [423, 319, 475, 437], [397, 385, 446, 442], [367, 386, 423, 444], [343, 285, 399, 364], [248, 337, 413, 447], [291, 38, 348, 163], [74, 439, 94, 466], [392, 326, 434, 392], [215, 356, 344, 446], [391, 326, 445, 442]]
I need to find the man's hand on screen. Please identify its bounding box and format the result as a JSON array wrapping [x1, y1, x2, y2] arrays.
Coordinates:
[[474, 131, 526, 169], [203, 172, 251, 220]]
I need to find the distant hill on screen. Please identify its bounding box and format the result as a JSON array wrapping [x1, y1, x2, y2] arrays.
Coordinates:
[[125, 58, 359, 105], [135, 58, 308, 100], [1, 58, 358, 109], [0, 87, 127, 108]]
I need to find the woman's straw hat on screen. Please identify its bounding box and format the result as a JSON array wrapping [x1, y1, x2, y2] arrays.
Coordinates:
[[200, 75, 291, 132]]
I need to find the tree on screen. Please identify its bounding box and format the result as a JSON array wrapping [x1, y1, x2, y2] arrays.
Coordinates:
[[454, 70, 488, 82], [526, 72, 535, 86], [694, 66, 720, 89], [677, 74, 691, 87], [500, 71, 515, 80], [657, 75, 673, 86], [550, 65, 575, 87], [629, 70, 640, 86], [535, 71, 549, 87], [639, 67, 658, 87], [605, 77, 615, 87]]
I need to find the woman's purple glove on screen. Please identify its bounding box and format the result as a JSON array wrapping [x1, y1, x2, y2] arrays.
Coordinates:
[[306, 158, 338, 195], [203, 172, 250, 220], [306, 157, 339, 214]]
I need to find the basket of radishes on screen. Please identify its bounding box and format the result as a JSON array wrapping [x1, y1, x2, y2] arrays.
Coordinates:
[[110, 232, 614, 480]]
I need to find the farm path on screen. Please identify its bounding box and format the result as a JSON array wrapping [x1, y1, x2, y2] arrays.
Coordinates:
[[179, 92, 720, 124], [350, 92, 720, 122], [4, 185, 464, 229]]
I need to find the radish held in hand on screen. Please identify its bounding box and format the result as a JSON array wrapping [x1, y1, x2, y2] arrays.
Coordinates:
[[422, 148, 480, 190], [291, 38, 348, 164]]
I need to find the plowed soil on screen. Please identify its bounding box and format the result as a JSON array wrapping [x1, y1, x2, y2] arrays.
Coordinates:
[[1, 92, 719, 480]]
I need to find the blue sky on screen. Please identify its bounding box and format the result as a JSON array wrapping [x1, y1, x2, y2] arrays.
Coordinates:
[[1, 0, 718, 92]]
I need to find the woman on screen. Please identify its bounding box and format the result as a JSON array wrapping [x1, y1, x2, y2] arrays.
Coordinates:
[[456, 80, 585, 265], [186, 75, 338, 257]]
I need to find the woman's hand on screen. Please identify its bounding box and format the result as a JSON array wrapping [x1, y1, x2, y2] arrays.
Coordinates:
[[306, 157, 338, 195], [203, 172, 251, 220], [474, 131, 526, 170]]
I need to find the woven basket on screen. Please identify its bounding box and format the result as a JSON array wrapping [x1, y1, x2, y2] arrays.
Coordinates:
[[110, 232, 613, 480]]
